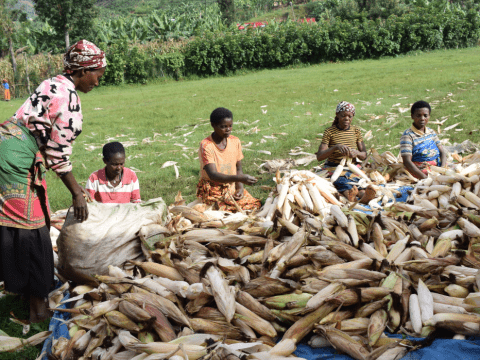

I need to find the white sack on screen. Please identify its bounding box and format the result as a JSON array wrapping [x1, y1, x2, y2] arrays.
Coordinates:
[[57, 198, 166, 284]]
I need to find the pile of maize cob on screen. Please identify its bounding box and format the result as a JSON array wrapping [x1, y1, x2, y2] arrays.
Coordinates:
[[39, 153, 480, 360], [254, 166, 401, 220], [43, 190, 480, 359], [255, 170, 341, 222]]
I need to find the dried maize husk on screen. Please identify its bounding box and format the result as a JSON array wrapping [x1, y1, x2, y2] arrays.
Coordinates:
[[315, 326, 370, 360], [368, 309, 388, 347]]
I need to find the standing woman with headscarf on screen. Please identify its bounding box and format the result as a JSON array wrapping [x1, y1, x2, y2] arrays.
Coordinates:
[[0, 40, 106, 323], [316, 101, 376, 204]]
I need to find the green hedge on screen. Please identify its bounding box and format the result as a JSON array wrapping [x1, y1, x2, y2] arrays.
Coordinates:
[[8, 6, 470, 89], [5, 6, 480, 93], [182, 7, 480, 77], [99, 6, 480, 85], [99, 41, 188, 86]]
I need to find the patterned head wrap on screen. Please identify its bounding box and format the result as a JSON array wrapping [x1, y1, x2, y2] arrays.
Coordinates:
[[63, 40, 107, 74], [336, 101, 355, 116]]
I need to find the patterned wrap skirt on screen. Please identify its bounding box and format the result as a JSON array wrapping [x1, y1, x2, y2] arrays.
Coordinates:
[[196, 178, 261, 212], [0, 119, 54, 297], [411, 160, 438, 178]]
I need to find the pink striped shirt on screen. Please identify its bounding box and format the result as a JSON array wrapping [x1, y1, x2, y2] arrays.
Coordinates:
[[85, 167, 141, 204]]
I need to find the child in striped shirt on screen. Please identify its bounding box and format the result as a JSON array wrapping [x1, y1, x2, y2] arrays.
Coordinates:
[[85, 142, 141, 203]]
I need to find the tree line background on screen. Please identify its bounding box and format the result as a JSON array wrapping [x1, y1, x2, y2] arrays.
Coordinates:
[[1, 0, 479, 98]]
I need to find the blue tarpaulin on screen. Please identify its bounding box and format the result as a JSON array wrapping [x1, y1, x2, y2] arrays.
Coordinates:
[[41, 284, 71, 360], [294, 335, 480, 359], [353, 186, 413, 215], [42, 283, 480, 360]]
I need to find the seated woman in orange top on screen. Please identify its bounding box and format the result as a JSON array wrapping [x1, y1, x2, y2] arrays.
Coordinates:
[[196, 107, 261, 212]]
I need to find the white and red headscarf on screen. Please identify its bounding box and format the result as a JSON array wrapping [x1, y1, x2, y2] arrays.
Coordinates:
[[336, 101, 355, 116], [63, 40, 107, 74]]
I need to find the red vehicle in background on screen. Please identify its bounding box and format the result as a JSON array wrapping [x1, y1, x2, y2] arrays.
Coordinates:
[[299, 18, 316, 23], [237, 22, 268, 30], [237, 18, 316, 30]]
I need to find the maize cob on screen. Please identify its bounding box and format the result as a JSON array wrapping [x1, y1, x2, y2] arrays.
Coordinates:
[[409, 294, 422, 333], [417, 279, 434, 324], [276, 180, 290, 211], [255, 193, 274, 218], [235, 302, 277, 337], [433, 302, 468, 314], [308, 335, 330, 348], [444, 284, 469, 298], [319, 310, 354, 325], [304, 282, 345, 312], [282, 303, 336, 343], [360, 241, 385, 261], [386, 236, 409, 263], [457, 218, 480, 237], [368, 309, 388, 347], [300, 184, 314, 213], [119, 301, 152, 322], [105, 311, 140, 332], [315, 326, 370, 360], [331, 157, 347, 183], [129, 261, 184, 281], [330, 205, 348, 228]]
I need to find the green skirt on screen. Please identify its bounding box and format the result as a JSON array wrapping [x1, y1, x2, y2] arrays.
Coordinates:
[[0, 118, 50, 229]]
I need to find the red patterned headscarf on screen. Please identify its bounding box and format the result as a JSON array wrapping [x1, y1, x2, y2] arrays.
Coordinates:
[[336, 101, 355, 116], [63, 40, 107, 74]]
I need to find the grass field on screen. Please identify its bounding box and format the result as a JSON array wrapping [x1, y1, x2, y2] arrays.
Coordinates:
[[0, 46, 480, 359], [0, 293, 50, 359], [2, 47, 480, 213]]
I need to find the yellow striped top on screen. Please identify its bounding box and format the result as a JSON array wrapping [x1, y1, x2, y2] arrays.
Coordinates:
[[321, 125, 363, 164]]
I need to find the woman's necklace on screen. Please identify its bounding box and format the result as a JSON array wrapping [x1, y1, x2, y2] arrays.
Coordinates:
[[108, 172, 122, 188]]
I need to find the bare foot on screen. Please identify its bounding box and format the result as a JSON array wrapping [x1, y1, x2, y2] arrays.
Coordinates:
[[29, 296, 52, 323], [359, 185, 377, 204], [343, 186, 358, 202]]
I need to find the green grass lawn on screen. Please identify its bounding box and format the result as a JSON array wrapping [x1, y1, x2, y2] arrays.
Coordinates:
[[1, 47, 480, 214], [1, 45, 480, 360], [0, 294, 50, 359]]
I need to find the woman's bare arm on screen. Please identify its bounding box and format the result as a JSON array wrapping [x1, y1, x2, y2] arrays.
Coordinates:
[[438, 145, 447, 167], [316, 143, 353, 161], [60, 172, 89, 221], [234, 161, 245, 200], [204, 163, 256, 185], [350, 141, 367, 160], [401, 154, 427, 180]]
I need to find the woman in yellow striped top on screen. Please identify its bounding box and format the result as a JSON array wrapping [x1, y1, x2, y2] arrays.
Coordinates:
[[316, 101, 376, 203]]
